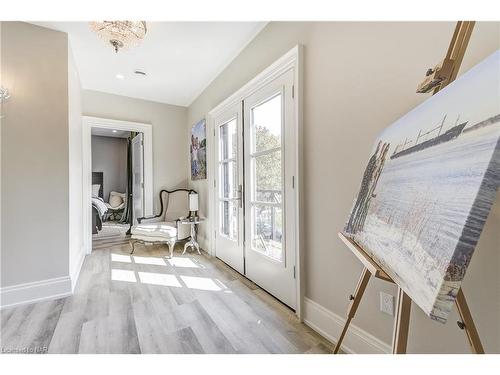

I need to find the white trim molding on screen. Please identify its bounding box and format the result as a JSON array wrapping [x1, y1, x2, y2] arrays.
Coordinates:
[[70, 247, 86, 292], [0, 277, 72, 310], [303, 297, 391, 354], [82, 116, 154, 255], [208, 46, 302, 119], [206, 45, 304, 318]]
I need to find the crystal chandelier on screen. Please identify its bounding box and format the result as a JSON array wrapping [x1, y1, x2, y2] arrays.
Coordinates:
[[90, 21, 147, 53]]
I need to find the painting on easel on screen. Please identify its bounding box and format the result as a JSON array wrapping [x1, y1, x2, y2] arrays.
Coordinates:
[[344, 51, 500, 323]]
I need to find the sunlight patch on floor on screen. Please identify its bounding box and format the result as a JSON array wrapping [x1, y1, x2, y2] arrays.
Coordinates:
[[167, 257, 200, 268], [111, 269, 136, 282], [138, 272, 182, 287], [180, 275, 228, 291], [111, 253, 132, 263], [133, 256, 167, 266]]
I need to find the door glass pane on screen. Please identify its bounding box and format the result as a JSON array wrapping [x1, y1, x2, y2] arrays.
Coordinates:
[[218, 117, 239, 242], [252, 205, 283, 261], [220, 200, 237, 240], [220, 161, 238, 199], [252, 94, 282, 153], [219, 119, 237, 160], [254, 150, 282, 203], [250, 92, 284, 261]]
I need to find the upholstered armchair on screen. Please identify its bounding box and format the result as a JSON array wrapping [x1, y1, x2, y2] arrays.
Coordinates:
[[104, 191, 126, 221], [129, 188, 196, 257]]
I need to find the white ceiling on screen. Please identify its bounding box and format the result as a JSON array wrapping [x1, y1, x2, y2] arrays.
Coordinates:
[[91, 127, 130, 138], [31, 22, 266, 106]]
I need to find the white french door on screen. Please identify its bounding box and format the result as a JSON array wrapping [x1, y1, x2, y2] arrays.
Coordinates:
[[131, 133, 145, 224], [214, 106, 245, 274], [243, 69, 296, 308], [214, 68, 297, 309]]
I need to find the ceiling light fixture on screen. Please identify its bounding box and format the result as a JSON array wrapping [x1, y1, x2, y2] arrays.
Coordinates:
[[89, 21, 147, 53], [116, 74, 125, 80], [112, 130, 118, 133]]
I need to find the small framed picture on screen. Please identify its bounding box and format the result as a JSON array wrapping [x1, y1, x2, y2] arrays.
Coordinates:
[[190, 119, 207, 180]]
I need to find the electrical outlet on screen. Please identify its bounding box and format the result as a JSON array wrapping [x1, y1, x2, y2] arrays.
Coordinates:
[[380, 292, 394, 316]]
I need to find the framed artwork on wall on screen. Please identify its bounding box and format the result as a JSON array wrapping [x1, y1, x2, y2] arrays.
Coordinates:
[[191, 118, 207, 180], [343, 51, 500, 323]]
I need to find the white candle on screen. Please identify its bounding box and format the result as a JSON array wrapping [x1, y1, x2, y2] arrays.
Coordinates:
[[189, 193, 199, 212]]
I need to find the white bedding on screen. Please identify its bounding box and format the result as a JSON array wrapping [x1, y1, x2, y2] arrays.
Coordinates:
[[92, 197, 108, 217]]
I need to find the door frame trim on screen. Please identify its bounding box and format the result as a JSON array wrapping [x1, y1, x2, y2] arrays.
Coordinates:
[[207, 45, 304, 319], [82, 116, 153, 255]]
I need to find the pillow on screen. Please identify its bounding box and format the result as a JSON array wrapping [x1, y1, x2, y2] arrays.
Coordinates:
[[109, 191, 125, 199], [109, 191, 124, 208], [92, 184, 101, 197]]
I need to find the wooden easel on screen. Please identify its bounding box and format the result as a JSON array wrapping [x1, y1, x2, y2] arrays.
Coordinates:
[[333, 21, 485, 354], [417, 21, 475, 94]]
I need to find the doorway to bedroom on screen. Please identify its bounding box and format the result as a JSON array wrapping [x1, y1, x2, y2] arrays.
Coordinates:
[[83, 117, 154, 255], [91, 127, 136, 243]]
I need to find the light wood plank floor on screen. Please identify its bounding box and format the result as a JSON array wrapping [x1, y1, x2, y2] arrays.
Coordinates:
[[1, 237, 334, 354]]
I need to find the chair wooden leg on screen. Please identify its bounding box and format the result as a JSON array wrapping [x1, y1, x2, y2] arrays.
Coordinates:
[[168, 241, 176, 258], [129, 240, 136, 255]]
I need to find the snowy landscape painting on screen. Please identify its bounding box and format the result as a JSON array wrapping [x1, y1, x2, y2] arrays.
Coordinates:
[[344, 51, 500, 323]]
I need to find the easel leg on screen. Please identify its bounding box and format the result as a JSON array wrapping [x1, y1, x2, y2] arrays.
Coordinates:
[[392, 288, 411, 354], [333, 267, 371, 354], [455, 289, 484, 354]]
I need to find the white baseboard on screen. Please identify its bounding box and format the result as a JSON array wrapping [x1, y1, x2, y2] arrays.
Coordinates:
[[0, 276, 72, 310], [303, 297, 391, 354], [70, 248, 86, 292]]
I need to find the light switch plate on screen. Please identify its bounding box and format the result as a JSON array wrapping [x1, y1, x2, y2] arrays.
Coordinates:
[[380, 292, 394, 316]]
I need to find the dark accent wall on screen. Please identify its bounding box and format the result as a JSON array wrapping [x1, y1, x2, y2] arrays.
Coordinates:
[[91, 135, 128, 201]]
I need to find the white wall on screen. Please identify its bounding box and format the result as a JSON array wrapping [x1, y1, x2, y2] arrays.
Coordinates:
[[82, 91, 188, 212], [1, 22, 71, 302], [1, 22, 85, 306], [68, 42, 84, 290], [91, 135, 127, 200], [187, 21, 500, 353]]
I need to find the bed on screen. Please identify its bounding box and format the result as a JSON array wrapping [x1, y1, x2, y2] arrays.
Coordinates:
[[92, 172, 107, 234]]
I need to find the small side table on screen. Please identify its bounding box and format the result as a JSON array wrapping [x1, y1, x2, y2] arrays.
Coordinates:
[[179, 217, 205, 255]]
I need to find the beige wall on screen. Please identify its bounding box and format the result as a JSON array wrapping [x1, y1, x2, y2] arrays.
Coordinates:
[[187, 21, 500, 352], [82, 91, 188, 212], [68, 42, 84, 286], [1, 22, 70, 286]]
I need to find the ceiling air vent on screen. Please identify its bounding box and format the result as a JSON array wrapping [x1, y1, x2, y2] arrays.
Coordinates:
[[134, 70, 147, 77]]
